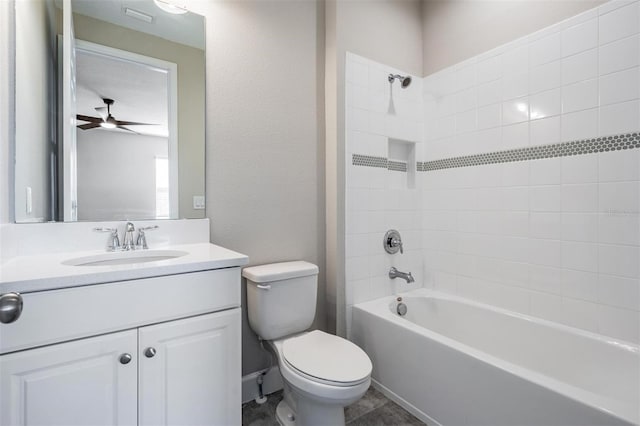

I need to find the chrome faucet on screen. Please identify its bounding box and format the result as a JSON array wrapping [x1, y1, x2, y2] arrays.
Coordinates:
[[94, 227, 120, 252], [122, 222, 136, 251], [136, 225, 159, 249], [389, 267, 414, 283]]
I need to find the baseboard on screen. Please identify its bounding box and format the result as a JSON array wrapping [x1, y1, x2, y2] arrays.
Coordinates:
[[242, 366, 283, 404], [371, 378, 441, 426]]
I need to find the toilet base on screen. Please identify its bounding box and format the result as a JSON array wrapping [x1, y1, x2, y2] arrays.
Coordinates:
[[276, 393, 347, 426], [276, 399, 296, 426]]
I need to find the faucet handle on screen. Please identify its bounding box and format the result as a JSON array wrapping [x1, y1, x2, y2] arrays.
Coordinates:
[[94, 227, 120, 252], [136, 225, 158, 250]]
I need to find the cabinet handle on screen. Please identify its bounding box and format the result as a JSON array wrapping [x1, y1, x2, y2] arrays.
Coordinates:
[[119, 353, 132, 365], [0, 292, 23, 324], [144, 347, 157, 358]]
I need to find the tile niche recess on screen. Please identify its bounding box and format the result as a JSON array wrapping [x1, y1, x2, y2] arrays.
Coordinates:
[[388, 139, 416, 189]]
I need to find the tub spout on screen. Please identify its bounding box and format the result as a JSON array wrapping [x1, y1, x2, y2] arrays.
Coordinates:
[[389, 267, 414, 283]]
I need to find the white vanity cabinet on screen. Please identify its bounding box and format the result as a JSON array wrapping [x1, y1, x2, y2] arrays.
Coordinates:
[[0, 267, 242, 426]]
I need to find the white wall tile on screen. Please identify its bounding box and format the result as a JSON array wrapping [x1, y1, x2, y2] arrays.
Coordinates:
[[598, 149, 640, 181], [599, 181, 640, 212], [599, 99, 640, 135], [530, 185, 562, 212], [477, 104, 502, 130], [530, 32, 562, 67], [530, 116, 561, 145], [562, 49, 598, 85], [530, 88, 562, 119], [599, 34, 640, 75], [477, 55, 502, 83], [562, 79, 599, 113], [562, 241, 599, 272], [562, 154, 599, 184], [561, 213, 599, 242], [502, 122, 529, 149], [455, 63, 477, 91], [561, 184, 599, 212], [502, 98, 530, 125], [530, 60, 562, 94], [561, 108, 599, 141], [599, 243, 640, 277], [477, 79, 502, 106], [599, 1, 639, 45], [599, 67, 640, 105], [562, 18, 599, 57], [598, 213, 640, 245], [597, 274, 640, 310], [562, 269, 598, 302], [502, 72, 529, 100], [530, 158, 562, 185], [530, 212, 562, 239]]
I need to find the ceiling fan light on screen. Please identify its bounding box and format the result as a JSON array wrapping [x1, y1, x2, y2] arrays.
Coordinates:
[[100, 122, 117, 129], [153, 0, 188, 15]]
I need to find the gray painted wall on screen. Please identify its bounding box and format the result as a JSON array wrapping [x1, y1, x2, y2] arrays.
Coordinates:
[[422, 0, 607, 75], [204, 0, 326, 376]]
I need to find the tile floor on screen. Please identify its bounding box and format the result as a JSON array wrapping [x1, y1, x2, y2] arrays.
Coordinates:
[[242, 386, 426, 426]]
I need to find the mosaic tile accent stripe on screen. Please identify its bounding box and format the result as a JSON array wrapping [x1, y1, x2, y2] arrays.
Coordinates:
[[352, 154, 388, 168], [421, 132, 639, 172], [388, 160, 408, 172], [352, 132, 640, 173]]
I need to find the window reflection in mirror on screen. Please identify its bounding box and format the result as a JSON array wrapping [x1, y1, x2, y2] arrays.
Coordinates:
[[13, 0, 205, 223]]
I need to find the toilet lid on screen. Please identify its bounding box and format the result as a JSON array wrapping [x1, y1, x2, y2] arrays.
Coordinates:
[[282, 330, 372, 384]]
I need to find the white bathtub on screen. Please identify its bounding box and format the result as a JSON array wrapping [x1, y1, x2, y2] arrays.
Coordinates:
[[351, 289, 639, 426]]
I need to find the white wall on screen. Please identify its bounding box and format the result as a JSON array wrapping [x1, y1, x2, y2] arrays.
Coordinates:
[[420, 1, 640, 342], [422, 0, 607, 75], [205, 0, 325, 376], [76, 131, 167, 221]]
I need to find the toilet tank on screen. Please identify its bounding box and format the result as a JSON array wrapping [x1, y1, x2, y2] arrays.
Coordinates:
[[244, 261, 319, 340]]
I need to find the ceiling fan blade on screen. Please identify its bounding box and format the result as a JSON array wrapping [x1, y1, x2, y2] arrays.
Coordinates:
[[114, 120, 158, 126], [117, 126, 139, 134], [95, 107, 108, 121], [77, 122, 101, 130], [76, 114, 103, 123]]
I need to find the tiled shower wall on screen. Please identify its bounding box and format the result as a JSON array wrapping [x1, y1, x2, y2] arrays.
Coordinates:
[[345, 53, 424, 335], [421, 0, 639, 343], [346, 0, 640, 342]]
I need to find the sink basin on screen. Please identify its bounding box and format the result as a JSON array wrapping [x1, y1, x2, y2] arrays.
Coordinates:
[[62, 250, 189, 266]]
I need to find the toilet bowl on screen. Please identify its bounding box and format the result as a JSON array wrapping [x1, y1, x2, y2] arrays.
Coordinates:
[[243, 261, 372, 425], [270, 330, 371, 425]]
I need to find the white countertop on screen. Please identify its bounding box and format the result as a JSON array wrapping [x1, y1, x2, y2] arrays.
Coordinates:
[[0, 243, 249, 294]]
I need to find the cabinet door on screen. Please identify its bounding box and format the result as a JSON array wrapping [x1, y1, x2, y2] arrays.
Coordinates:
[[0, 330, 137, 426], [139, 309, 241, 426]]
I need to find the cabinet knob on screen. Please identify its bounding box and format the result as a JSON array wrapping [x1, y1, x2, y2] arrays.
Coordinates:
[[144, 347, 157, 358], [0, 292, 23, 324], [119, 353, 132, 365]]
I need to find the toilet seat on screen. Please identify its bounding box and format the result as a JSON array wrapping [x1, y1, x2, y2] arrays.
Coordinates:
[[282, 330, 372, 386]]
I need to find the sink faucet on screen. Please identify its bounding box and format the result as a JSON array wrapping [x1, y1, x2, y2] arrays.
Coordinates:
[[389, 267, 414, 283], [122, 222, 136, 251], [93, 227, 120, 252], [136, 225, 159, 250]]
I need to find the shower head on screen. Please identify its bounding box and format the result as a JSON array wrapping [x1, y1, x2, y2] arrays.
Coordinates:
[[388, 74, 412, 88]]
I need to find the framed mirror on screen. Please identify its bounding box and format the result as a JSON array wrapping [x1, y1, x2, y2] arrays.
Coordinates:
[[13, 0, 205, 223]]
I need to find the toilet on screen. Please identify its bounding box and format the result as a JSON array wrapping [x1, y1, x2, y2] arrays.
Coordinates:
[[244, 261, 372, 426]]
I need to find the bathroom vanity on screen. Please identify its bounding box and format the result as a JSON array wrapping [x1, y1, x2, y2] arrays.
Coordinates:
[[0, 239, 248, 426]]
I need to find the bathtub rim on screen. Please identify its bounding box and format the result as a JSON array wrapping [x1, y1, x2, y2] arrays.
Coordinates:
[[352, 288, 639, 426]]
